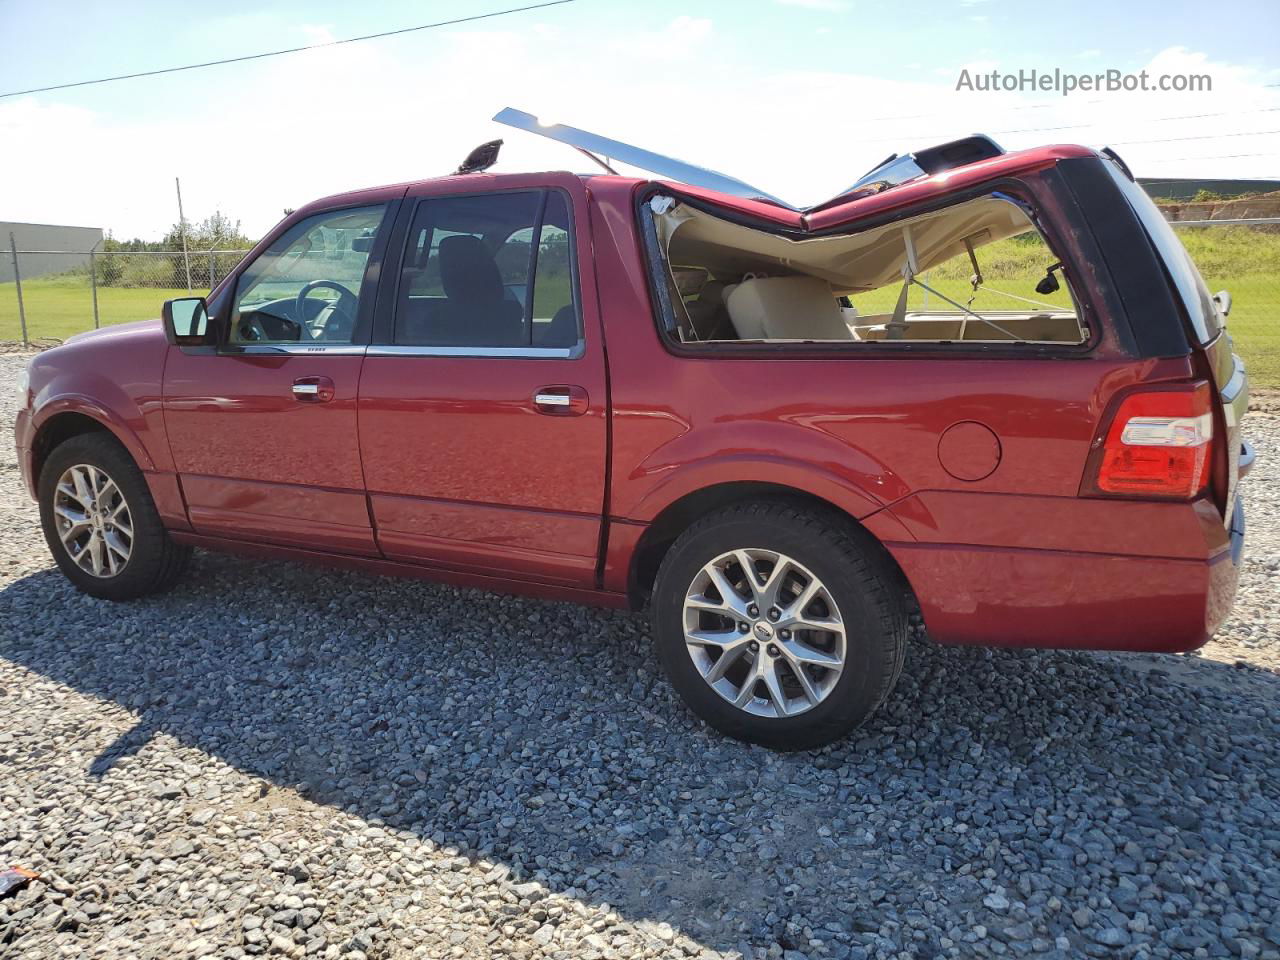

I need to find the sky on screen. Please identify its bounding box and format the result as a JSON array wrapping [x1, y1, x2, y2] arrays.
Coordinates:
[[1, 0, 1277, 241]]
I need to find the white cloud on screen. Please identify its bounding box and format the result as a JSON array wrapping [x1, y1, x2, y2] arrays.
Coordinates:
[[773, 0, 849, 11], [639, 15, 713, 58], [298, 23, 337, 45], [1, 35, 1276, 240], [1078, 48, 1102, 60]]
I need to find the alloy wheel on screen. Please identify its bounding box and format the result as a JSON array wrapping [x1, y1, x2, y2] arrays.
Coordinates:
[[683, 548, 846, 718], [52, 463, 134, 578]]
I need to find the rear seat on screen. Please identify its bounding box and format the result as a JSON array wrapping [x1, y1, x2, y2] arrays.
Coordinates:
[[725, 277, 853, 341]]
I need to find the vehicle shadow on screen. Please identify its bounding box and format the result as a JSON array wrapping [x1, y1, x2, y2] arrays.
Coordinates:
[[2, 549, 1277, 955]]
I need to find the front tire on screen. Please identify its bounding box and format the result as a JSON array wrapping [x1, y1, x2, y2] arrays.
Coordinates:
[[38, 432, 191, 601], [651, 501, 907, 750]]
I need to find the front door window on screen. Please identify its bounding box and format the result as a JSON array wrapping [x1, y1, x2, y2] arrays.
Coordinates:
[[231, 205, 387, 345]]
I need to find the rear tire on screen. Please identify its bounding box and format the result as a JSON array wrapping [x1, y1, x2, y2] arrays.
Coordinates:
[[38, 432, 191, 601], [651, 501, 907, 750]]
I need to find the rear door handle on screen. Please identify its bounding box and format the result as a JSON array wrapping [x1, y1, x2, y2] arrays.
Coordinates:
[[292, 376, 335, 402], [533, 385, 589, 416]]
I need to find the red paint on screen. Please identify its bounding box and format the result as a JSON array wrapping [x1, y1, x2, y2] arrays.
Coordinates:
[[888, 542, 1227, 651], [14, 144, 1248, 654], [163, 351, 375, 552]]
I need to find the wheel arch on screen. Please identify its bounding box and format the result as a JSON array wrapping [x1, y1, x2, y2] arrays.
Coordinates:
[[31, 402, 152, 487], [624, 480, 918, 612]]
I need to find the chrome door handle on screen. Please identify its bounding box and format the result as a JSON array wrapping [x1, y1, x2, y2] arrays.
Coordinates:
[[292, 376, 335, 402], [533, 385, 588, 416]]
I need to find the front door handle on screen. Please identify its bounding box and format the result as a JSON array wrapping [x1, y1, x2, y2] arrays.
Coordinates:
[[533, 385, 589, 416], [292, 376, 335, 402]]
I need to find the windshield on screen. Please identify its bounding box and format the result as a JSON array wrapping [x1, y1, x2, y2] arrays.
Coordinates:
[[1105, 160, 1223, 344]]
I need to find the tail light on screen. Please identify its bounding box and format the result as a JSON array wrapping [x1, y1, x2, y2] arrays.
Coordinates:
[[1082, 382, 1214, 500]]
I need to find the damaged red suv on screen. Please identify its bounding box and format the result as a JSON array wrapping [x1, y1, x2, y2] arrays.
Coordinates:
[[14, 109, 1252, 748]]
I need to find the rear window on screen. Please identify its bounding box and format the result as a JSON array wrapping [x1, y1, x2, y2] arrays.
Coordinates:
[[1105, 161, 1223, 344]]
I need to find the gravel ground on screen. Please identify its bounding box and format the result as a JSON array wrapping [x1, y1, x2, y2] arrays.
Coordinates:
[[1, 350, 1278, 960]]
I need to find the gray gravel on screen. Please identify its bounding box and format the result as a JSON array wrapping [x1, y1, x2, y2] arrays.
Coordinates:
[[1, 350, 1278, 960]]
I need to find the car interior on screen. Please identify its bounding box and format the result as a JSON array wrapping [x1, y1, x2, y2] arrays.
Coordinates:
[[650, 193, 1087, 346]]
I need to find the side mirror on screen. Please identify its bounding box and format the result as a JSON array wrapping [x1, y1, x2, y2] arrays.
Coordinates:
[[1213, 289, 1232, 318], [162, 297, 212, 346]]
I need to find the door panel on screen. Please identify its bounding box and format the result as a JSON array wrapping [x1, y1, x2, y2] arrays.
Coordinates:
[[164, 352, 376, 553], [357, 178, 607, 586], [163, 201, 394, 554], [358, 354, 607, 584]]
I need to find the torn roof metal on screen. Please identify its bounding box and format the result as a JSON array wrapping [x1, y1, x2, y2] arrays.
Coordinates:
[[493, 107, 1006, 213], [493, 108, 793, 208]]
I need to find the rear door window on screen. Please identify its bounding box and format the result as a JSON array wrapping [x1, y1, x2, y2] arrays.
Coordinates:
[[391, 190, 580, 350]]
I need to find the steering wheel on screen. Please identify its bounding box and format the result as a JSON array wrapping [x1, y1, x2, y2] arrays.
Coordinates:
[[237, 312, 301, 342], [295, 280, 358, 340]]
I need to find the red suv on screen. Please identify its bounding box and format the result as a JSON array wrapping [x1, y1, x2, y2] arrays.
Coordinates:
[[14, 111, 1252, 748]]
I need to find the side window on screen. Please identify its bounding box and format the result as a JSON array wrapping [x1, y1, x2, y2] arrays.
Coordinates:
[[231, 204, 387, 345], [649, 192, 1086, 347], [392, 190, 580, 350]]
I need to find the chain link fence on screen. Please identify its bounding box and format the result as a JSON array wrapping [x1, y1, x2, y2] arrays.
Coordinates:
[[2, 242, 249, 346], [2, 219, 1277, 384]]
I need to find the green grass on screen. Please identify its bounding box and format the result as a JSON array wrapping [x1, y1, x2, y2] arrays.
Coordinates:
[[1208, 275, 1279, 390], [0, 274, 208, 342]]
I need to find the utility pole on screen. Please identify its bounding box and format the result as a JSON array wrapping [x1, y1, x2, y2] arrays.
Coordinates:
[[175, 176, 193, 291]]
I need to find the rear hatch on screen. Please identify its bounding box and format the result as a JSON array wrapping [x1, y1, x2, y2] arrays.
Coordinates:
[[1104, 158, 1250, 539]]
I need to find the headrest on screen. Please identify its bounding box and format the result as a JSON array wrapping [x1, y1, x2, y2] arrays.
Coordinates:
[[439, 234, 504, 303]]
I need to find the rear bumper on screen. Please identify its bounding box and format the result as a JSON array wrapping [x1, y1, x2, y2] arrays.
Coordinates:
[[886, 498, 1243, 653]]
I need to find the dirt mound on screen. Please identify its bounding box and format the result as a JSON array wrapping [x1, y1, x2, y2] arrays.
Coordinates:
[[1160, 190, 1280, 223]]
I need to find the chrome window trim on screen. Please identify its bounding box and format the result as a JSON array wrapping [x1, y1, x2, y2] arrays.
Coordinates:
[[230, 343, 369, 356], [366, 342, 583, 359]]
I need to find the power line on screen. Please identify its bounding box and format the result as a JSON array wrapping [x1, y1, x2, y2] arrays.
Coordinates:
[[1113, 128, 1280, 146], [1141, 154, 1280, 165], [853, 114, 1280, 146], [848, 101, 1278, 128], [0, 0, 578, 99]]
